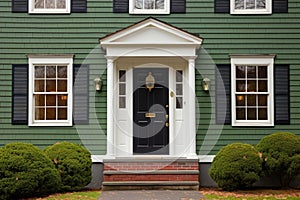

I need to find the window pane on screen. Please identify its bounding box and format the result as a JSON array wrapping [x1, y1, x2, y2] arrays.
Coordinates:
[[35, 80, 45, 92], [236, 95, 245, 106], [247, 80, 256, 92], [58, 108, 67, 120], [258, 95, 267, 106], [135, 0, 143, 9], [156, 0, 164, 9], [58, 66, 67, 78], [46, 80, 56, 92], [58, 95, 67, 106], [46, 108, 56, 120], [258, 108, 267, 120], [176, 70, 183, 82], [246, 0, 255, 9], [176, 97, 183, 109], [247, 108, 256, 120], [57, 0, 66, 8], [35, 94, 45, 106], [236, 80, 246, 92], [236, 108, 245, 120], [235, 0, 244, 9], [119, 97, 126, 108], [35, 0, 44, 8], [119, 70, 126, 82], [236, 66, 245, 78], [176, 84, 183, 95], [145, 0, 154, 9], [57, 80, 67, 92], [258, 80, 267, 92], [35, 66, 44, 78], [119, 84, 126, 95], [46, 66, 56, 78], [258, 66, 267, 78], [257, 0, 266, 9], [45, 0, 55, 8], [46, 95, 56, 106], [247, 94, 256, 106], [35, 108, 45, 120], [247, 66, 256, 78]]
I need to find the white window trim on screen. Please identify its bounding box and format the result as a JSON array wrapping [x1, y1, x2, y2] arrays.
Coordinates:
[[28, 55, 73, 126], [129, 0, 170, 14], [29, 0, 71, 14], [230, 0, 272, 14], [231, 55, 275, 126]]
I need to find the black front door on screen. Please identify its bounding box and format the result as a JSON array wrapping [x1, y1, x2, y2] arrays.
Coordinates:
[[133, 68, 169, 155]]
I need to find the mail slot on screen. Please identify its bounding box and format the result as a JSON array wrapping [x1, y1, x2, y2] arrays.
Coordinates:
[[145, 113, 156, 118]]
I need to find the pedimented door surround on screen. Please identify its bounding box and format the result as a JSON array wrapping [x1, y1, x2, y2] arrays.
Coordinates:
[[100, 17, 202, 159]]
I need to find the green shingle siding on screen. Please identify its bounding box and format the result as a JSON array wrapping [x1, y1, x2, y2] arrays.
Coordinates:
[[1, 0, 300, 155]]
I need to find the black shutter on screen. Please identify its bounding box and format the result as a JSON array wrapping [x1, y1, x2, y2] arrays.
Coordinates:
[[274, 64, 290, 125], [214, 0, 230, 13], [215, 65, 231, 125], [12, 64, 28, 125], [73, 64, 89, 125], [12, 0, 28, 13], [171, 0, 186, 13], [215, 0, 288, 13], [113, 0, 129, 13], [71, 0, 87, 13], [273, 0, 288, 13]]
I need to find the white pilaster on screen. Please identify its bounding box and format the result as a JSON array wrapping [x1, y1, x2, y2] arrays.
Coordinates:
[[106, 58, 115, 157], [188, 58, 197, 157]]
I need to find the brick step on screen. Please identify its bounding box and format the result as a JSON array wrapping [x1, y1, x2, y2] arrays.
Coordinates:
[[104, 174, 198, 181], [102, 181, 199, 190]]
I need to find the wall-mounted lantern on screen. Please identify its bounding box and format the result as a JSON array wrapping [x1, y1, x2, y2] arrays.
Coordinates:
[[94, 77, 102, 92], [145, 72, 155, 92], [202, 77, 210, 92]]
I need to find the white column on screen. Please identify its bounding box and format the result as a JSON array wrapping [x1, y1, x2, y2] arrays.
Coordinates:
[[188, 58, 197, 157], [106, 58, 115, 157]]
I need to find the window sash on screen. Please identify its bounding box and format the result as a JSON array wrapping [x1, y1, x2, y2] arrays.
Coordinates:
[[230, 0, 271, 14], [29, 0, 70, 13], [129, 0, 170, 14], [28, 56, 73, 126], [230, 56, 274, 126]]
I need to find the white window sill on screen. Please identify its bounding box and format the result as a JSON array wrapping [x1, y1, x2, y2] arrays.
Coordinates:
[[232, 121, 274, 127], [230, 9, 272, 15], [129, 10, 170, 14], [29, 9, 70, 14], [29, 121, 73, 127]]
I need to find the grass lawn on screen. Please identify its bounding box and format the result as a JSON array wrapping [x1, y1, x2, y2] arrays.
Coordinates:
[[31, 189, 300, 200]]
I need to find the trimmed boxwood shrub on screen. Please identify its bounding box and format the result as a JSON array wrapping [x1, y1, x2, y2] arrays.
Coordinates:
[[0, 142, 61, 199], [256, 132, 300, 187], [44, 142, 92, 192], [210, 143, 262, 191]]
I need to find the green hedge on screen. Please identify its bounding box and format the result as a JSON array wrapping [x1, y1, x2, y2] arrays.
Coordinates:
[[210, 143, 262, 191], [256, 132, 300, 187], [0, 142, 61, 199], [44, 142, 92, 191]]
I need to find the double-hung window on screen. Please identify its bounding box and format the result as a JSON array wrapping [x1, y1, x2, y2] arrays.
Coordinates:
[[129, 0, 170, 14], [231, 55, 274, 126], [28, 56, 73, 126], [230, 0, 271, 14], [29, 0, 71, 13]]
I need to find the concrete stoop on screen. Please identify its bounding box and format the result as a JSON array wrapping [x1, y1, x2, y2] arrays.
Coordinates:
[[102, 158, 199, 190]]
